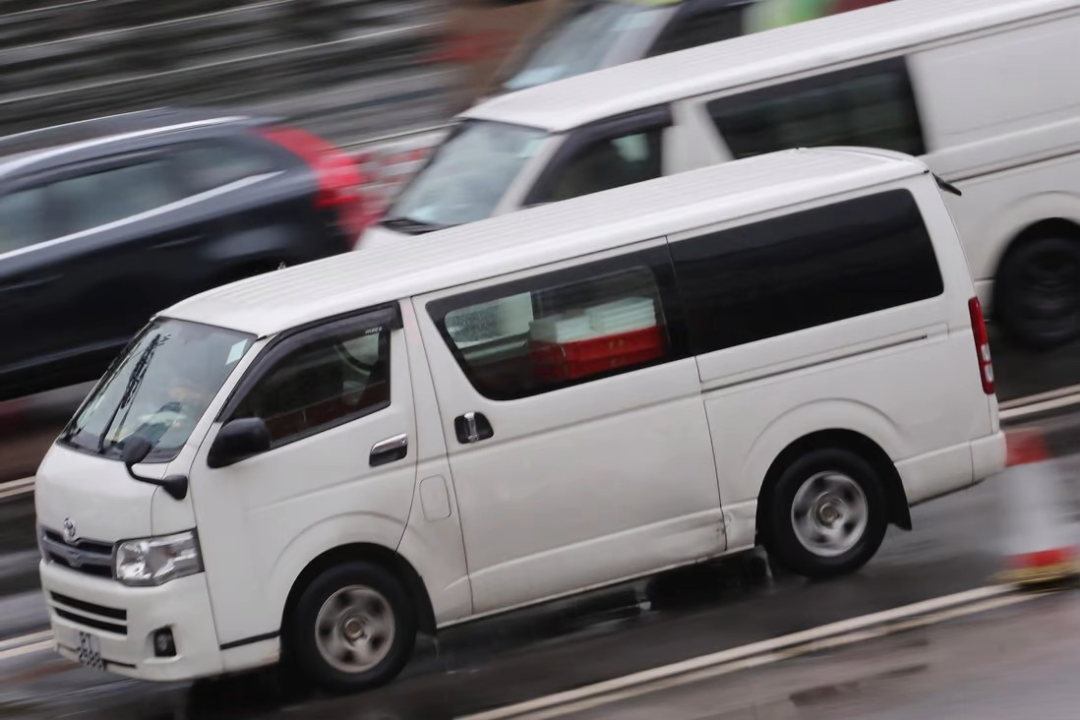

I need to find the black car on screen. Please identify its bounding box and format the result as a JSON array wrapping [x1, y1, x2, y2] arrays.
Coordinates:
[[0, 108, 365, 401]]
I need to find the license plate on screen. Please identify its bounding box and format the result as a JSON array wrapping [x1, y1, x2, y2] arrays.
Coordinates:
[[76, 631, 104, 672]]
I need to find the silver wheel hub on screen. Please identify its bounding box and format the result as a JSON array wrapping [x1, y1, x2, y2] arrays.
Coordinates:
[[315, 585, 395, 674], [791, 472, 868, 557]]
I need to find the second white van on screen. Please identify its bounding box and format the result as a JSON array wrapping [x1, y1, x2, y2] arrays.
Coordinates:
[[368, 0, 1080, 350], [37, 149, 1003, 693]]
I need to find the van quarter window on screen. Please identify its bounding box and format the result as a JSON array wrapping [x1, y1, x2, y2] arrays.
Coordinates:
[[527, 127, 664, 205], [229, 322, 391, 446], [429, 248, 688, 400], [671, 190, 944, 353], [708, 57, 926, 159]]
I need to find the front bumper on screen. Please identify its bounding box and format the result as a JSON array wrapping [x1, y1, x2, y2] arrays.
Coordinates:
[[41, 560, 224, 682]]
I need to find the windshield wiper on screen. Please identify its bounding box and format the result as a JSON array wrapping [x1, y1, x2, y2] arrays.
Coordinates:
[[96, 335, 165, 454], [379, 216, 449, 235]]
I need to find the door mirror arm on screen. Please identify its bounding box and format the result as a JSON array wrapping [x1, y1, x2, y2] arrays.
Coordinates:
[[121, 436, 189, 501]]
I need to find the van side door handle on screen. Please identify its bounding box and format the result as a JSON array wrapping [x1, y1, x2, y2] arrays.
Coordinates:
[[370, 434, 408, 467], [455, 412, 494, 444]]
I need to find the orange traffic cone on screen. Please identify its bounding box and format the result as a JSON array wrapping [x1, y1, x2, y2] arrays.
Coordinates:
[[1000, 429, 1079, 587]]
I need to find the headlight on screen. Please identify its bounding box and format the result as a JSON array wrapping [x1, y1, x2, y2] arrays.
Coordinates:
[[115, 531, 202, 587]]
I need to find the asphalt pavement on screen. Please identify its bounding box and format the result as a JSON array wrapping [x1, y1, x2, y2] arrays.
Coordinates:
[[555, 588, 1080, 720]]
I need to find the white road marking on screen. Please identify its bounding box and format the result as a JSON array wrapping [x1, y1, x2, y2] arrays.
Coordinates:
[[460, 585, 1027, 720], [0, 477, 36, 501], [0, 632, 54, 663], [1001, 387, 1080, 422], [0, 631, 51, 653], [999, 383, 1080, 410]]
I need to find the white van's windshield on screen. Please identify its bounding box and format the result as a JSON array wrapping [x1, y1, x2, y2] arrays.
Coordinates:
[[501, 1, 669, 92], [60, 319, 254, 462], [383, 120, 546, 232]]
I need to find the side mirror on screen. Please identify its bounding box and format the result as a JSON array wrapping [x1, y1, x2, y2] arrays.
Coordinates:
[[122, 436, 189, 501], [208, 418, 272, 469], [122, 436, 153, 467]]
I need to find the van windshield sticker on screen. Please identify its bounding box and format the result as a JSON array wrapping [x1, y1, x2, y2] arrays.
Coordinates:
[[519, 137, 545, 159], [226, 339, 249, 365]]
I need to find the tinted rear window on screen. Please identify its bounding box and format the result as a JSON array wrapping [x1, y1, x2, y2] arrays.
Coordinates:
[[708, 58, 926, 160], [669, 190, 943, 353]]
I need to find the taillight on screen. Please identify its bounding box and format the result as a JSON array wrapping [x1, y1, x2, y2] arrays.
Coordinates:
[[258, 126, 367, 243], [968, 297, 995, 395]]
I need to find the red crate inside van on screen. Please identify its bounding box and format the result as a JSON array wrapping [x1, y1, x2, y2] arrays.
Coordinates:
[[530, 325, 664, 381]]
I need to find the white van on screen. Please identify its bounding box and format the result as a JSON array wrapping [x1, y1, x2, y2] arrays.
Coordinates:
[[37, 149, 1004, 692], [368, 0, 1080, 350]]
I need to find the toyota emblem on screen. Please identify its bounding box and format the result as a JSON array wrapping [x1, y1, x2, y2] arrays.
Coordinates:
[[62, 518, 78, 544]]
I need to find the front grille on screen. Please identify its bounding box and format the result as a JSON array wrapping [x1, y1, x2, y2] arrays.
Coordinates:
[[43, 530, 112, 555], [50, 593, 126, 621], [54, 608, 126, 635], [49, 592, 128, 636], [41, 529, 114, 579]]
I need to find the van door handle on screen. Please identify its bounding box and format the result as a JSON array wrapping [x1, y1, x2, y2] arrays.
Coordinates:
[[455, 412, 494, 444], [370, 434, 408, 467]]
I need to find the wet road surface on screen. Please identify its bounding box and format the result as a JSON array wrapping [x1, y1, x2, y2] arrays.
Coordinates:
[[558, 588, 1080, 720]]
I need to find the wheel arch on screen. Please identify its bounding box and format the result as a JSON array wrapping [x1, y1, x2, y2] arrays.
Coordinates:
[[755, 429, 911, 545], [280, 543, 437, 651]]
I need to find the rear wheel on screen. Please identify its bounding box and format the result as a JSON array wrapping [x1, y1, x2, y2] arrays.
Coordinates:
[[290, 562, 416, 693], [762, 448, 888, 579], [996, 235, 1080, 350]]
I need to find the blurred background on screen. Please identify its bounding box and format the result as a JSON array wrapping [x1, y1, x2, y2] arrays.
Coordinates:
[[0, 0, 895, 141]]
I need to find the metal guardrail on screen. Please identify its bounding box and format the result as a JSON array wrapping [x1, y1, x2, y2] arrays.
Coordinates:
[[0, 1, 451, 142], [341, 121, 454, 151]]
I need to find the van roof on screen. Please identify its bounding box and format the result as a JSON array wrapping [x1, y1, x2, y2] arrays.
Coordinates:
[[164, 148, 927, 337], [464, 0, 1078, 133]]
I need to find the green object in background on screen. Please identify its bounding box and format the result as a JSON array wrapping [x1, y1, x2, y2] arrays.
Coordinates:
[[743, 0, 839, 33]]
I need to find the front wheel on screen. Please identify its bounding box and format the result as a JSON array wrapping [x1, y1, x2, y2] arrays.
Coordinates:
[[762, 448, 888, 579], [289, 562, 416, 693]]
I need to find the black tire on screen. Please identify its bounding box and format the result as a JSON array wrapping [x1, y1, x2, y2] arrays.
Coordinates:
[[996, 236, 1080, 350], [761, 448, 888, 579], [289, 561, 416, 694]]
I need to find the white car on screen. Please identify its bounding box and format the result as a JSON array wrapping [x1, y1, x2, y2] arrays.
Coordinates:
[[367, 0, 1080, 350]]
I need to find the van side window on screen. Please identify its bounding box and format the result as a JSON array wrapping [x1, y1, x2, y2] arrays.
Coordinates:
[[670, 190, 943, 353], [429, 250, 684, 400], [707, 57, 925, 159], [229, 324, 391, 446], [527, 128, 664, 205]]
